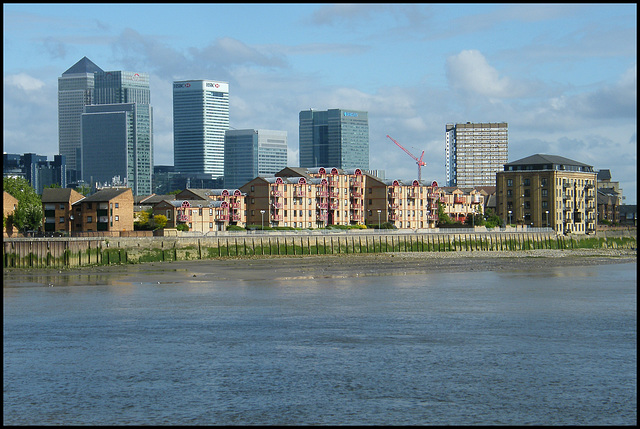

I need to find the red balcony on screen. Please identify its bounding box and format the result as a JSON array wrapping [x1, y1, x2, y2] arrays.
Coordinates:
[[271, 190, 282, 197], [454, 197, 465, 204], [271, 214, 283, 221], [316, 190, 328, 197], [294, 189, 306, 197], [215, 214, 229, 221], [350, 190, 362, 198]]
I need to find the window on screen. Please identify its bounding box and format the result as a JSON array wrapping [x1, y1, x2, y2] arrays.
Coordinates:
[[542, 189, 548, 197], [115, 215, 119, 221], [59, 217, 64, 223], [87, 216, 92, 223], [115, 203, 119, 208], [507, 179, 513, 186], [523, 178, 530, 186], [59, 204, 64, 210]]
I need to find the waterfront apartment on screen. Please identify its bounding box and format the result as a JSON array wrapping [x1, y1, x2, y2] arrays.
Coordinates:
[[71, 188, 134, 233], [174, 188, 246, 228], [496, 154, 597, 234], [152, 199, 233, 232], [41, 187, 85, 234], [435, 187, 486, 224]]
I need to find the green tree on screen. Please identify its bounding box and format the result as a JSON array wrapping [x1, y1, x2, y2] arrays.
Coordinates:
[[437, 201, 453, 225], [483, 208, 502, 228], [3, 177, 43, 232], [151, 214, 167, 229]]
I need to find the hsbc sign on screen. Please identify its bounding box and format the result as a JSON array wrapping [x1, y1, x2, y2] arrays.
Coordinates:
[[173, 80, 229, 92]]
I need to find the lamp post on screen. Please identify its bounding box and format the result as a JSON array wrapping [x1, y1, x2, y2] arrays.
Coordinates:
[[377, 209, 381, 229], [260, 210, 265, 231], [545, 210, 549, 228], [508, 210, 512, 226]]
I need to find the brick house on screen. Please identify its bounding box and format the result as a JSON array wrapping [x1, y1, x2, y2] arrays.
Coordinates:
[[41, 188, 85, 234], [3, 191, 20, 236], [72, 188, 134, 233]]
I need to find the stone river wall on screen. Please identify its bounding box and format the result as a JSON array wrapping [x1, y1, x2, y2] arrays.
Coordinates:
[[3, 230, 636, 269]]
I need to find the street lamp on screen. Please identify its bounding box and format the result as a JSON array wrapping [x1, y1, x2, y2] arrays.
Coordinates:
[[377, 209, 381, 229], [545, 210, 549, 228], [260, 210, 265, 231], [508, 210, 512, 225]]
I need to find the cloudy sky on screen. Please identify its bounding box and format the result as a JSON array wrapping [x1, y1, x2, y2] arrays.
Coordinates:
[[3, 3, 637, 203]]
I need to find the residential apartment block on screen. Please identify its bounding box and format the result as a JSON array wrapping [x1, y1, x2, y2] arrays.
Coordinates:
[[42, 188, 85, 233], [71, 188, 134, 233], [152, 188, 247, 232], [496, 154, 597, 234], [445, 122, 508, 187]]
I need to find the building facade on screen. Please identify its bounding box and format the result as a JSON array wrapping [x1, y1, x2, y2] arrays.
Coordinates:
[[173, 80, 230, 176], [3, 153, 67, 195], [496, 154, 597, 234], [445, 122, 508, 187], [71, 188, 134, 233], [224, 129, 288, 189], [81, 70, 153, 196], [42, 188, 85, 233], [299, 109, 369, 170], [58, 57, 104, 182]]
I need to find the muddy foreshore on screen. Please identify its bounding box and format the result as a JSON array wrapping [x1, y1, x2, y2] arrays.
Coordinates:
[[3, 248, 636, 286]]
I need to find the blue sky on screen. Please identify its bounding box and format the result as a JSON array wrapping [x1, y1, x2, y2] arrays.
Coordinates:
[[3, 3, 637, 203]]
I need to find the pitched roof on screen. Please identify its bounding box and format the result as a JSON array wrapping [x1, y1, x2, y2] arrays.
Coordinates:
[[41, 188, 85, 203], [505, 154, 592, 168], [597, 169, 612, 181], [62, 57, 103, 76], [80, 188, 131, 202]]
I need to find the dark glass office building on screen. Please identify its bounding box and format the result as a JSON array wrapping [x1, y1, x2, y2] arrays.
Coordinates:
[[299, 109, 369, 169]]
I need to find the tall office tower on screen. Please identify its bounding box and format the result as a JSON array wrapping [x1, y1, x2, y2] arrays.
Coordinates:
[[173, 80, 230, 176], [224, 129, 288, 189], [445, 122, 508, 187], [81, 71, 153, 195], [58, 57, 103, 182], [299, 109, 369, 169]]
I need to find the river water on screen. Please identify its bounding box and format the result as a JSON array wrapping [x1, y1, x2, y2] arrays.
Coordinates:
[[3, 261, 636, 425]]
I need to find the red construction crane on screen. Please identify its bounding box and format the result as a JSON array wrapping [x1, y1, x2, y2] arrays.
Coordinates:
[[386, 135, 427, 181]]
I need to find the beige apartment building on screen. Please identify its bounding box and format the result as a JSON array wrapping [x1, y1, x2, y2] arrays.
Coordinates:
[[496, 154, 597, 234]]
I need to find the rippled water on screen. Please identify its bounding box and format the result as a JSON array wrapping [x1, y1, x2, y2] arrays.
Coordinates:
[[3, 262, 636, 425]]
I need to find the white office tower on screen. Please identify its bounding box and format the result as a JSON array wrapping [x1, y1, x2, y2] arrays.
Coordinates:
[[445, 122, 508, 187], [173, 80, 230, 176]]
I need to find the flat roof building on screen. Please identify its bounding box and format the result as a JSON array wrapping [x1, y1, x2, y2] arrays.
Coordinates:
[[445, 122, 508, 187], [299, 109, 369, 170], [173, 80, 230, 177], [224, 129, 288, 189]]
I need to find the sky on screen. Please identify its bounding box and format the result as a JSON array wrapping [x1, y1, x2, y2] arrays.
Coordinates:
[[3, 3, 637, 204]]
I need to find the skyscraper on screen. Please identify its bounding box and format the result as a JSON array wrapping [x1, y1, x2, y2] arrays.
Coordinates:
[[445, 122, 508, 187], [81, 70, 153, 195], [173, 80, 230, 176], [299, 109, 369, 169], [224, 129, 288, 189], [58, 56, 103, 182]]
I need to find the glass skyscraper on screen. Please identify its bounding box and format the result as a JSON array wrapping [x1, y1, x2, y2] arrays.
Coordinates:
[[224, 129, 288, 189], [299, 109, 369, 169], [173, 80, 230, 176], [81, 70, 153, 195], [58, 57, 103, 182]]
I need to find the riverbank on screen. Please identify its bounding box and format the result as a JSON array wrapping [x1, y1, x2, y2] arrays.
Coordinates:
[[3, 248, 636, 286]]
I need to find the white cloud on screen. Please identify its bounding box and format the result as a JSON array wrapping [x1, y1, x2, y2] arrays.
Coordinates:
[[446, 50, 524, 98], [4, 73, 45, 91]]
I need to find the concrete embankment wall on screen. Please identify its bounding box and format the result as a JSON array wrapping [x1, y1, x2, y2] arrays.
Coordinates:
[[3, 230, 636, 269]]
